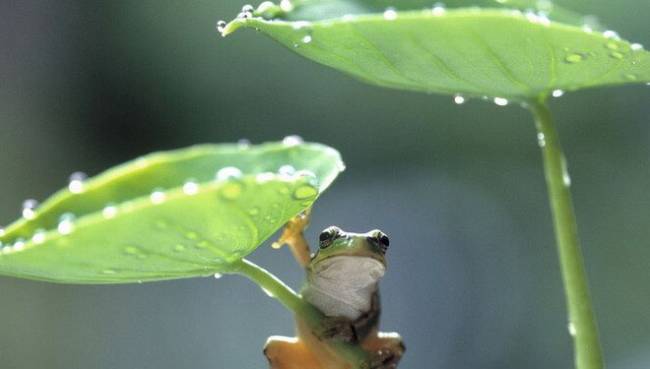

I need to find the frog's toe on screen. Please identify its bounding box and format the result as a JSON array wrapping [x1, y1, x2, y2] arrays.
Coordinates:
[[264, 336, 320, 369]]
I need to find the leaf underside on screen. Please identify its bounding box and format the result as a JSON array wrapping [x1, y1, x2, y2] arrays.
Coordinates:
[[224, 4, 650, 100], [0, 142, 343, 284]]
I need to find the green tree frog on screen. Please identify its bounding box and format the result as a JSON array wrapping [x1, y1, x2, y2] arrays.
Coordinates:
[[264, 212, 405, 369]]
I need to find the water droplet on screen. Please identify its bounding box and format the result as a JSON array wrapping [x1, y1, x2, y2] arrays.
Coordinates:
[[0, 228, 5, 237], [631, 43, 644, 51], [257, 1, 275, 13], [32, 229, 46, 244], [197, 240, 211, 249], [22, 199, 38, 220], [293, 185, 318, 200], [13, 238, 26, 251], [432, 3, 445, 16], [241, 4, 254, 13], [150, 189, 166, 204], [564, 53, 584, 64], [237, 138, 251, 148], [301, 35, 312, 44], [68, 172, 87, 194], [609, 51, 624, 59], [174, 244, 186, 252], [221, 182, 243, 200], [185, 232, 199, 240], [342, 14, 356, 21], [552, 89, 565, 98], [493, 97, 509, 106], [279, 0, 293, 12], [383, 7, 398, 20], [568, 321, 577, 336], [256, 172, 276, 183], [603, 30, 620, 40], [537, 132, 546, 147], [102, 204, 118, 219], [216, 166, 243, 181], [216, 20, 227, 34], [282, 135, 303, 146], [213, 273, 223, 279], [183, 180, 199, 195], [453, 94, 466, 105], [278, 165, 296, 176], [57, 213, 75, 235]]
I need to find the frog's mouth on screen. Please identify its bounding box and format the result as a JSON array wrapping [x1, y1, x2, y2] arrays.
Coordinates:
[[311, 255, 386, 287]]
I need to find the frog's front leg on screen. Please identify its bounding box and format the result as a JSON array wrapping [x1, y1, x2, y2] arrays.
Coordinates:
[[272, 209, 312, 268], [363, 332, 405, 369], [264, 335, 321, 369]]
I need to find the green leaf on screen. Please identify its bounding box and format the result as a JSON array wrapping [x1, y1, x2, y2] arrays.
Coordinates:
[[0, 141, 344, 284], [223, 4, 650, 100]]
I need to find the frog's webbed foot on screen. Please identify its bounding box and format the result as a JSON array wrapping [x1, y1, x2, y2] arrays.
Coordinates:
[[313, 316, 358, 343], [272, 209, 312, 268], [264, 336, 321, 369], [364, 332, 405, 369]]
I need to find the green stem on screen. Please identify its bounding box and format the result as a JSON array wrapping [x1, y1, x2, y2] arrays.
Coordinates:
[[529, 99, 604, 369], [228, 258, 370, 368]]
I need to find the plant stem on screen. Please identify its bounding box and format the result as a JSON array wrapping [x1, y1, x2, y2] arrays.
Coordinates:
[[529, 99, 604, 369], [229, 258, 370, 368]]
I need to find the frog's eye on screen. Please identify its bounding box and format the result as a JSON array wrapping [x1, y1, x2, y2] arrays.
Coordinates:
[[369, 231, 390, 254], [319, 226, 340, 249]]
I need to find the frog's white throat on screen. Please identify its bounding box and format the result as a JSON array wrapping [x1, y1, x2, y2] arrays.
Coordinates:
[[303, 256, 385, 320]]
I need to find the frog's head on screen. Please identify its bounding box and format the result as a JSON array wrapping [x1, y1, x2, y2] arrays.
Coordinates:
[[308, 226, 389, 285]]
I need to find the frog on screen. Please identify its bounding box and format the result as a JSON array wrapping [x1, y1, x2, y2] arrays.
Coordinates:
[[264, 211, 405, 369]]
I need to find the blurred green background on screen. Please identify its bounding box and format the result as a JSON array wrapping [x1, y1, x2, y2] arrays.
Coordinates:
[[1, 1, 649, 368]]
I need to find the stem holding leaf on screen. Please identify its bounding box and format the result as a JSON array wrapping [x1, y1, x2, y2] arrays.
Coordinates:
[[529, 99, 604, 369]]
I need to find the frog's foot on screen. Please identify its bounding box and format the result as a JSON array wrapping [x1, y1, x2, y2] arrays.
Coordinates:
[[313, 316, 357, 343], [272, 209, 312, 268], [263, 335, 321, 369], [363, 332, 405, 369]]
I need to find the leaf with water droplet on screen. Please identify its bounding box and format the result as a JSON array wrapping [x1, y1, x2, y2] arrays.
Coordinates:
[[0, 142, 343, 283], [223, 2, 650, 99]]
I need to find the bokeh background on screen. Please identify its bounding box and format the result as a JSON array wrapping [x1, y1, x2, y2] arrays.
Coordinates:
[[1, 1, 649, 368]]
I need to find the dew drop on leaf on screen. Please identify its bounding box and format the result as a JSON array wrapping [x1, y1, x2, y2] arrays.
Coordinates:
[[57, 213, 76, 235], [22, 199, 38, 220], [293, 185, 318, 200], [216, 166, 243, 181], [453, 94, 466, 104], [68, 172, 87, 194], [383, 7, 398, 21], [564, 53, 585, 64], [150, 189, 166, 204]]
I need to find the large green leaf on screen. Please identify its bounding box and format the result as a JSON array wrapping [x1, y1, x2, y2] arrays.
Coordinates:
[[0, 141, 344, 284], [222, 3, 650, 100]]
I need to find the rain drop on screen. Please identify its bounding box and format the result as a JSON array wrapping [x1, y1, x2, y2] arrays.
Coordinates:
[[68, 172, 87, 194], [552, 89, 564, 98], [568, 322, 577, 336], [493, 97, 509, 106], [537, 132, 546, 147], [453, 94, 466, 105], [302, 35, 312, 44], [183, 180, 199, 195], [432, 3, 445, 16], [57, 213, 76, 235], [241, 4, 254, 13], [150, 189, 166, 204], [32, 229, 46, 244], [279, 0, 293, 12], [216, 20, 227, 34], [282, 135, 303, 146], [564, 53, 584, 64], [237, 138, 251, 148], [278, 165, 296, 176], [13, 238, 26, 251], [0, 228, 5, 237], [22, 199, 38, 220], [293, 185, 318, 200], [257, 1, 275, 13], [214, 273, 223, 279], [216, 166, 243, 181], [609, 51, 624, 59], [631, 43, 644, 51], [603, 30, 620, 40], [102, 204, 118, 219], [383, 7, 398, 20]]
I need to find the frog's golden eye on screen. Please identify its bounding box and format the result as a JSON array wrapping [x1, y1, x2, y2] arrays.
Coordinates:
[[319, 226, 340, 249]]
